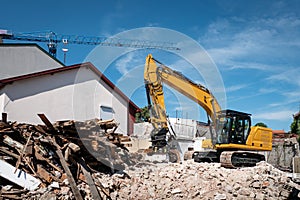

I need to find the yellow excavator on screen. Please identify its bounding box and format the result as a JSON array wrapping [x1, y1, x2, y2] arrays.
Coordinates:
[[144, 54, 273, 167]]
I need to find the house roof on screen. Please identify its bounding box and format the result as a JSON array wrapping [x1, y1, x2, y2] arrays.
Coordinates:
[[0, 62, 139, 112], [272, 130, 286, 134], [0, 43, 65, 66]]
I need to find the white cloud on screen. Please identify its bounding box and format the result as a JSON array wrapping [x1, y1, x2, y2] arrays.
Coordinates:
[[227, 87, 276, 103], [115, 53, 134, 75], [229, 62, 277, 71], [262, 90, 300, 109], [284, 91, 300, 98], [267, 67, 300, 87], [206, 51, 283, 71], [258, 88, 277, 94], [254, 110, 294, 121], [226, 84, 249, 92], [281, 91, 300, 106], [167, 58, 194, 72], [200, 15, 300, 72], [146, 22, 161, 27], [268, 103, 282, 107], [115, 52, 144, 76], [207, 18, 230, 35]]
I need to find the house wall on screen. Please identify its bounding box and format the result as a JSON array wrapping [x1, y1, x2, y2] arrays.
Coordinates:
[[0, 94, 6, 114], [0, 45, 63, 79], [72, 67, 129, 134], [0, 66, 129, 134]]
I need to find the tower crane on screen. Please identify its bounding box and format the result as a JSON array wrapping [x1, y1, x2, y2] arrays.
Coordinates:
[[0, 29, 180, 57]]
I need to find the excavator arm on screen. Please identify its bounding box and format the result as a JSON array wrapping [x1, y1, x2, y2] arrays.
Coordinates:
[[144, 54, 169, 147], [144, 54, 221, 148]]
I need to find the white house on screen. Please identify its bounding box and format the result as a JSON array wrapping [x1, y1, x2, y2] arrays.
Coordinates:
[[0, 43, 64, 79], [0, 62, 139, 135]]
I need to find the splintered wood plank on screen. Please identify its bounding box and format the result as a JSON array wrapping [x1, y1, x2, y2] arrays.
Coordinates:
[[15, 132, 33, 173], [51, 138, 83, 200], [77, 157, 102, 200], [37, 114, 55, 130]]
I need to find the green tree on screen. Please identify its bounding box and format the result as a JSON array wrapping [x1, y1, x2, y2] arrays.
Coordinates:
[[290, 118, 300, 135], [254, 122, 268, 128], [290, 121, 298, 134], [290, 114, 300, 144], [135, 106, 150, 123]]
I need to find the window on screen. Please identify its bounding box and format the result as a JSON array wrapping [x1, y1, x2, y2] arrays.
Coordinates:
[[100, 106, 114, 120], [235, 118, 244, 144], [216, 117, 231, 144], [243, 119, 250, 142]]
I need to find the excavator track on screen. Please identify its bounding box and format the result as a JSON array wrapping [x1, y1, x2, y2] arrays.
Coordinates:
[[220, 151, 265, 168]]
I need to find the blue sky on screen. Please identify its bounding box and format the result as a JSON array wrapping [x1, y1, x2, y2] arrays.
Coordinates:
[[1, 0, 300, 131]]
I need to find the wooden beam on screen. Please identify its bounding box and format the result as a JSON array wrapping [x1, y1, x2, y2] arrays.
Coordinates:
[[77, 157, 102, 200], [0, 147, 19, 159], [15, 132, 33, 173], [2, 113, 7, 123], [3, 135, 24, 152], [51, 138, 83, 200], [37, 114, 54, 130]]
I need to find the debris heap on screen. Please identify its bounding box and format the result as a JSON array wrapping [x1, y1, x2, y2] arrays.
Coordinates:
[[98, 161, 300, 200], [0, 117, 134, 199], [1, 117, 300, 199]]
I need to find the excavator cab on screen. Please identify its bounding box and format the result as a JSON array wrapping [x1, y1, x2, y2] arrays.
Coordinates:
[[216, 109, 251, 145], [213, 109, 272, 168]]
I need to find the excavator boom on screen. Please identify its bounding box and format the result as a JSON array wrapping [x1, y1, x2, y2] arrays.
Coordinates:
[[144, 55, 169, 147], [144, 54, 221, 148]]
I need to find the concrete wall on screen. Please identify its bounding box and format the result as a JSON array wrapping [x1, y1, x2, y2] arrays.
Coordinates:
[[169, 118, 195, 140], [133, 118, 209, 140], [175, 140, 194, 161], [0, 45, 63, 79], [133, 120, 201, 161], [133, 122, 153, 139], [127, 138, 151, 153], [266, 138, 299, 170], [0, 67, 129, 134]]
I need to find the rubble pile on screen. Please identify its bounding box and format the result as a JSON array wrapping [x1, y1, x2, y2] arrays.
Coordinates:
[[1, 117, 300, 199], [97, 161, 300, 200], [0, 117, 134, 199]]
